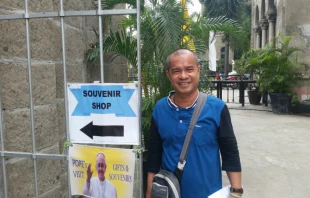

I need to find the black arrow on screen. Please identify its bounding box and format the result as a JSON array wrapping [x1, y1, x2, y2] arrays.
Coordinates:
[[80, 122, 124, 139]]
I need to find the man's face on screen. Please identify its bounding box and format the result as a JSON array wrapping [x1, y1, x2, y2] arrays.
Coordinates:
[[166, 52, 200, 96], [96, 154, 106, 181]]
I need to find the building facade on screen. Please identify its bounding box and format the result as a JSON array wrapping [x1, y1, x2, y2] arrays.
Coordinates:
[[251, 0, 310, 101], [251, 0, 310, 65]]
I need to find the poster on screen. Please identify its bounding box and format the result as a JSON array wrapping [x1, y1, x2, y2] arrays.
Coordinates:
[[68, 83, 139, 145], [69, 144, 136, 198]]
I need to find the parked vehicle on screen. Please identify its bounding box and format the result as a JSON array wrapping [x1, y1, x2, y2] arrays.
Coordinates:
[[225, 75, 239, 89]]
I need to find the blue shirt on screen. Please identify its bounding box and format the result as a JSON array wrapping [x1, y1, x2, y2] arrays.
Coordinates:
[[147, 93, 241, 197]]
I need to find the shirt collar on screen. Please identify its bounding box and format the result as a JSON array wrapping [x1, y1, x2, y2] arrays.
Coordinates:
[[167, 90, 199, 109]]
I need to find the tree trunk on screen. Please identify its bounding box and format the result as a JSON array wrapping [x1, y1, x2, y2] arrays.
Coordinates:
[[224, 41, 229, 77]]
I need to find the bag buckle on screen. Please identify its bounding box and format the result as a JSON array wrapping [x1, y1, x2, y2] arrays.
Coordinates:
[[177, 160, 186, 170]]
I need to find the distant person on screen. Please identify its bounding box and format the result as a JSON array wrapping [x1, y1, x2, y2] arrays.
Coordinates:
[[216, 72, 221, 80], [83, 152, 117, 198]]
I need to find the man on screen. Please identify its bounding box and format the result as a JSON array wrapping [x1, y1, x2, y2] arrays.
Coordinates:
[[146, 49, 242, 198], [83, 152, 117, 198]]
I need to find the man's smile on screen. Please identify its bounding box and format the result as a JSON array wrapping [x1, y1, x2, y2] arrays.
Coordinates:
[[178, 82, 190, 85]]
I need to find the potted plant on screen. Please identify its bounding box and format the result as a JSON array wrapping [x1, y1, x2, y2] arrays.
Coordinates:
[[234, 49, 265, 104], [247, 84, 262, 104], [258, 35, 302, 114]]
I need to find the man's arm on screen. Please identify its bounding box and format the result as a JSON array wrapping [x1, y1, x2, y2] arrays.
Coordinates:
[[83, 181, 91, 195], [83, 164, 93, 195], [226, 171, 242, 196], [146, 172, 155, 198], [226, 171, 242, 187], [218, 105, 242, 196], [145, 117, 163, 198]]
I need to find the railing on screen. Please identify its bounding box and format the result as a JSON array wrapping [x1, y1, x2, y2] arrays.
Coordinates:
[[128, 75, 138, 82], [207, 80, 268, 107]]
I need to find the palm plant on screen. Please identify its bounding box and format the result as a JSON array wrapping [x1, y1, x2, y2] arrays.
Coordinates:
[[234, 48, 266, 79], [85, 0, 246, 148], [253, 35, 303, 114], [258, 35, 302, 94]]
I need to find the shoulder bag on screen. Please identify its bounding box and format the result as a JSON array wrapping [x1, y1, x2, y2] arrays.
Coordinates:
[[151, 93, 207, 198]]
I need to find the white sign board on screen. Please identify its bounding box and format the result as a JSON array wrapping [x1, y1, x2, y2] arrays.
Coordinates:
[[68, 83, 139, 145]]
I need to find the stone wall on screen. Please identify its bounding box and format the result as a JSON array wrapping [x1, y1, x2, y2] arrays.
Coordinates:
[[293, 80, 310, 101], [274, 0, 286, 37], [285, 0, 310, 67], [0, 1, 128, 197]]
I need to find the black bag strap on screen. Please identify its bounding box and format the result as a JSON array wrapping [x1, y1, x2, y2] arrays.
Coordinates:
[[177, 92, 207, 171]]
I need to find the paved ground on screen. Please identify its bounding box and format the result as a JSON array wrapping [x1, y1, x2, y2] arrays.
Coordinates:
[[222, 105, 310, 198], [134, 92, 310, 197]]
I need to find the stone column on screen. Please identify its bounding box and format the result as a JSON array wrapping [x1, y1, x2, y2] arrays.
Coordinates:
[[256, 32, 261, 49], [268, 20, 275, 43], [254, 25, 261, 49], [259, 19, 269, 48], [267, 7, 277, 46]]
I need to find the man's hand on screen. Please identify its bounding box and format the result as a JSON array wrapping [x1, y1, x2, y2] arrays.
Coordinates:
[[226, 172, 242, 198], [86, 164, 93, 183]]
